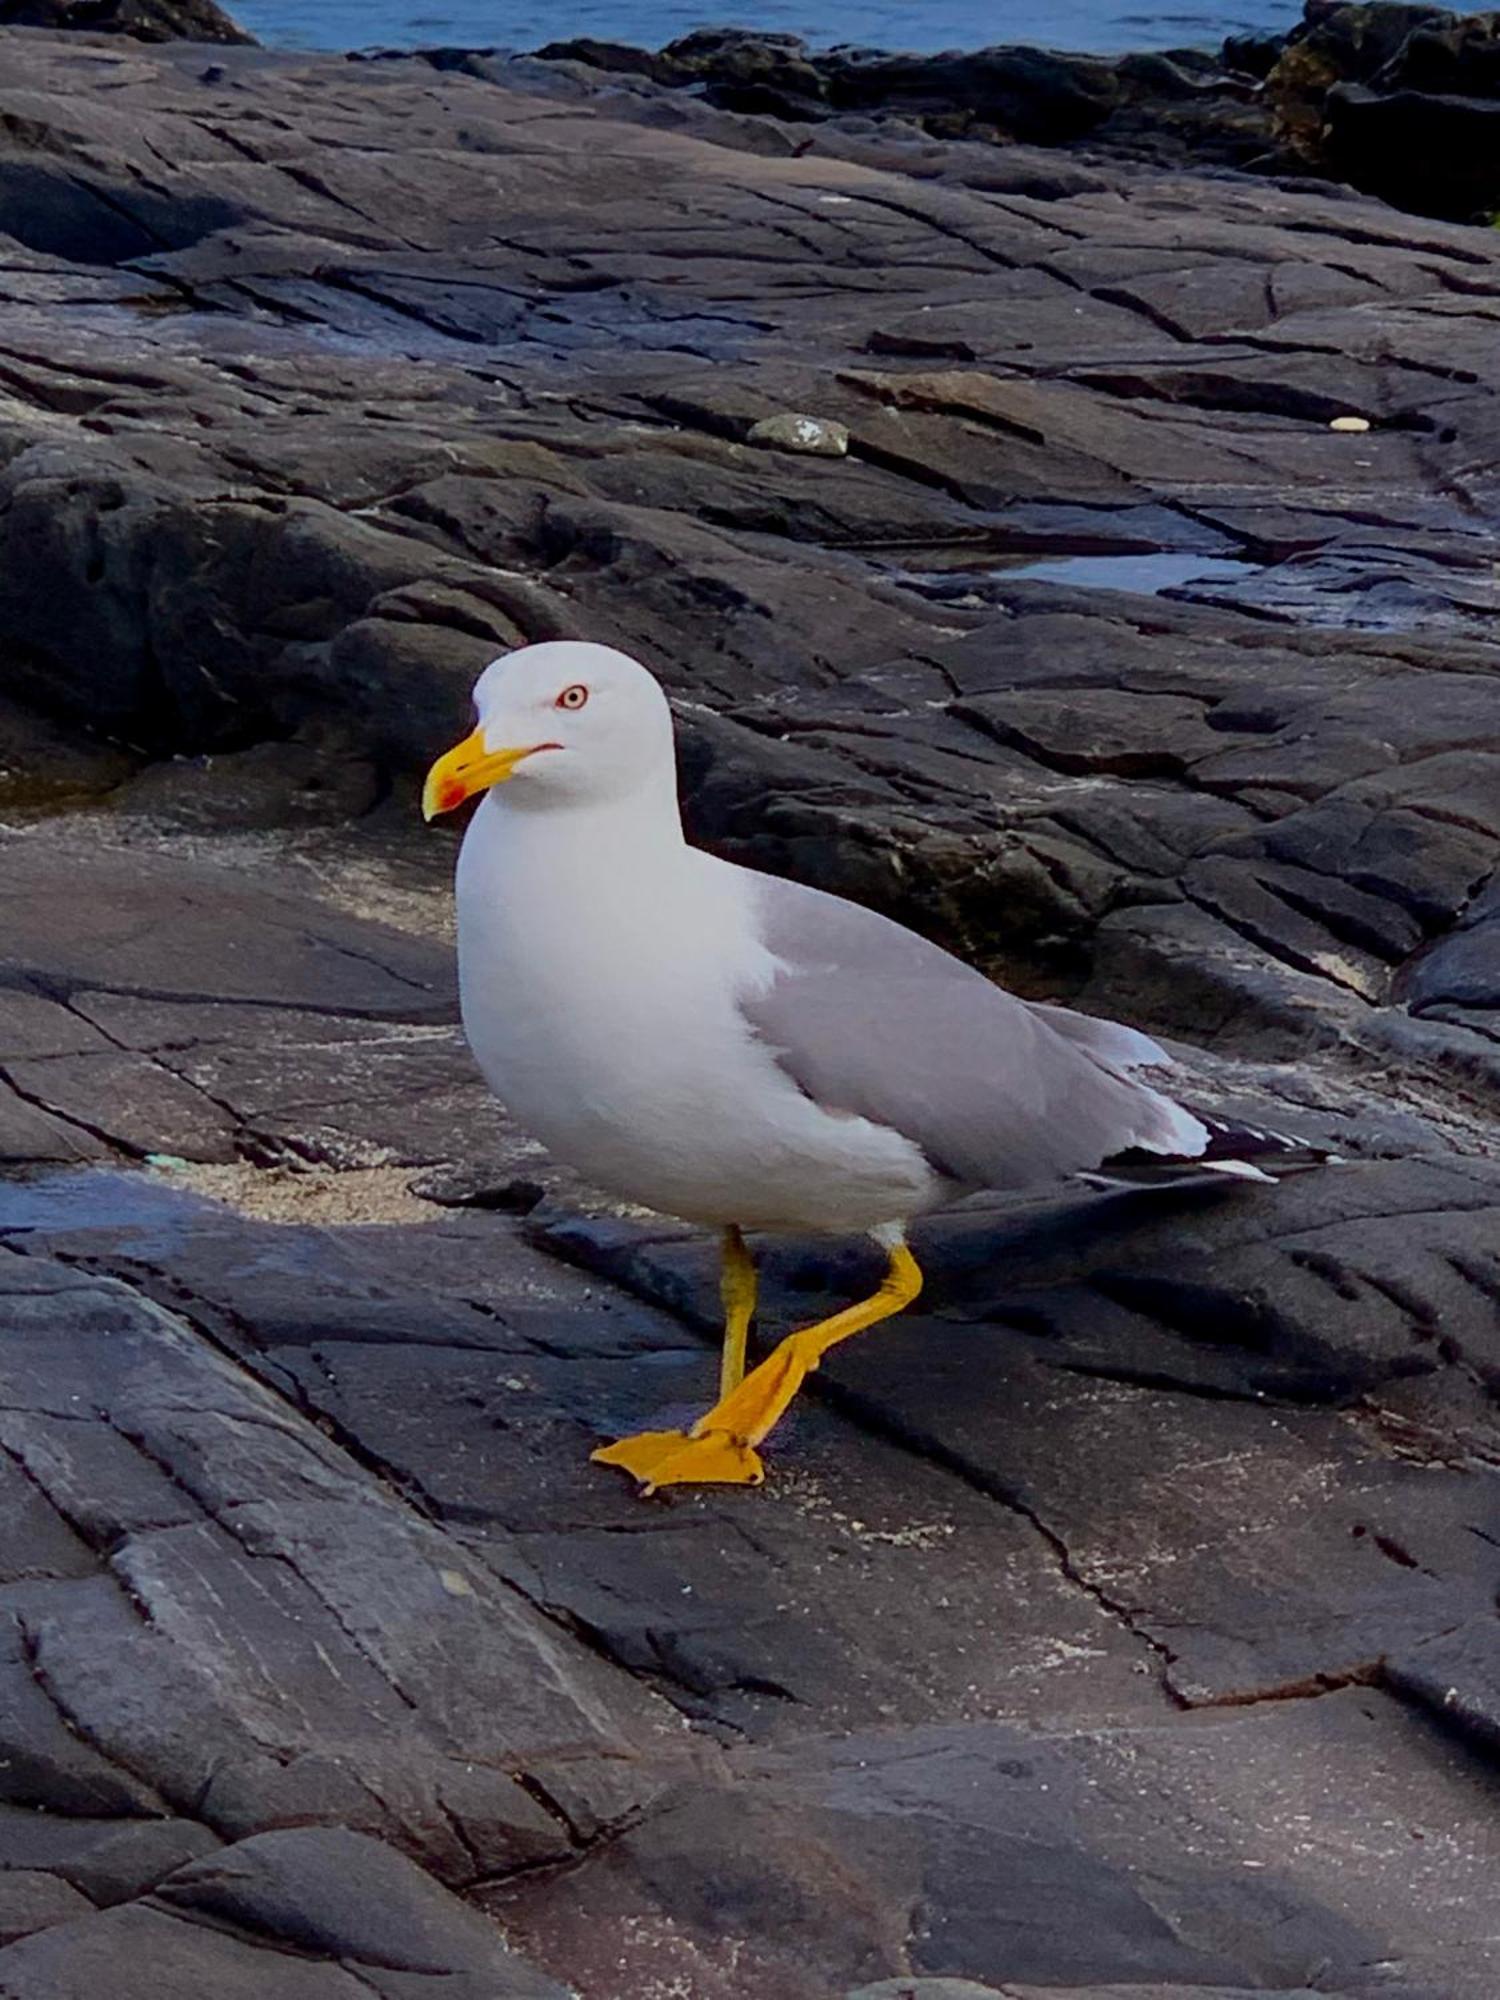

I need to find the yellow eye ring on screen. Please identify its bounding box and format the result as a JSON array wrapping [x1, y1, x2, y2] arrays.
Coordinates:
[[557, 684, 589, 710]]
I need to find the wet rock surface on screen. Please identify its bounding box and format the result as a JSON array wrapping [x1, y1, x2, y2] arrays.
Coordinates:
[[1265, 3, 1500, 220], [0, 0, 248, 41], [533, 25, 1274, 176], [0, 21, 1498, 2000], [537, 5, 1500, 221], [4, 831, 1500, 1995]]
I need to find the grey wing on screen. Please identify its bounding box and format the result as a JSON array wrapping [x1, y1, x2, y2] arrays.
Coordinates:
[[742, 872, 1205, 1191], [1026, 1000, 1172, 1072]]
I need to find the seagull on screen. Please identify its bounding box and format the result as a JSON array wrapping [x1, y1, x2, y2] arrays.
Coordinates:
[[423, 641, 1323, 1494]]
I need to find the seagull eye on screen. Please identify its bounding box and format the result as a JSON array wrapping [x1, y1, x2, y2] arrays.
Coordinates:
[[556, 684, 589, 711]]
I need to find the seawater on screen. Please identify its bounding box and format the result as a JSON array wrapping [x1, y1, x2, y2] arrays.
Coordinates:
[[230, 0, 1300, 58]]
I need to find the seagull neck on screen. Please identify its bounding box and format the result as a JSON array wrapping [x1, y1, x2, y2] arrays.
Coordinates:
[[490, 779, 689, 878]]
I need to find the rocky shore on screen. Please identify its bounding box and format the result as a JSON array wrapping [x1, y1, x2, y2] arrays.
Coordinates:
[[534, 3, 1500, 221], [1, 12, 1499, 1999]]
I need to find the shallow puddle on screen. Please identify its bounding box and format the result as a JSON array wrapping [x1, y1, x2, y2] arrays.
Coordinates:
[[1003, 551, 1256, 593], [889, 546, 1259, 602], [0, 1165, 207, 1238]]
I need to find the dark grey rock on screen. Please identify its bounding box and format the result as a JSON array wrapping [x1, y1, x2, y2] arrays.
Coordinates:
[[108, 735, 381, 832], [0, 0, 250, 40], [1387, 1618, 1500, 1764], [537, 1161, 1500, 1712], [156, 1826, 566, 1993], [0, 1807, 221, 1904], [849, 1987, 1377, 1999], [849, 1983, 1014, 2000], [0, 26, 1496, 2000], [0, 1617, 169, 1816], [535, 8, 1500, 212], [0, 1244, 672, 1889], [0, 31, 1491, 1083], [0, 1903, 380, 1999], [1270, 3, 1500, 219], [0, 842, 449, 1019], [498, 1692, 1487, 1998], [0, 694, 136, 817], [0, 1871, 93, 1947]]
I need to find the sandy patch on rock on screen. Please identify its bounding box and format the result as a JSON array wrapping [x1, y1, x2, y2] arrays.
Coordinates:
[[154, 1160, 437, 1226]]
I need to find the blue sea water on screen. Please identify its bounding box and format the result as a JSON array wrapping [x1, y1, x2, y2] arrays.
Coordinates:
[[230, 0, 1300, 58]]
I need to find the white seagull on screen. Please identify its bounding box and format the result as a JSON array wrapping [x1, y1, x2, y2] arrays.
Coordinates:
[[423, 641, 1321, 1494]]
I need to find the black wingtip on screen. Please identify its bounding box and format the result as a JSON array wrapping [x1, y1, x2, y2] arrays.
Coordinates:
[[1092, 1109, 1339, 1189]]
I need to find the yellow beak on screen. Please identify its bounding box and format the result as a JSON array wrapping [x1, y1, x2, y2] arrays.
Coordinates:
[[421, 728, 539, 821]]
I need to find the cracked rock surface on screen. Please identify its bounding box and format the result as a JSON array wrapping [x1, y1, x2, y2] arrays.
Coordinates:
[[4, 830, 1500, 1997], [0, 23, 1499, 2000]]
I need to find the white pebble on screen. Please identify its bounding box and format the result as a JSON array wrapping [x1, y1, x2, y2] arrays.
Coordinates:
[[748, 412, 850, 457]]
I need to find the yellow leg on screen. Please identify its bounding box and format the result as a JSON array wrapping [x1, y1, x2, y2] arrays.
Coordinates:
[[593, 1234, 922, 1494], [718, 1225, 756, 1400]]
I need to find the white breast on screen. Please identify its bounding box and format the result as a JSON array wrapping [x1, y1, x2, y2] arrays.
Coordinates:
[[454, 795, 938, 1232]]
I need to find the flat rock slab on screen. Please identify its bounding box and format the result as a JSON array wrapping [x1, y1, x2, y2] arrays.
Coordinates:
[[499, 1694, 1500, 1999], [1, 839, 1499, 1997], [0, 25, 1498, 2000], [0, 1824, 568, 1999], [0, 831, 539, 1176], [0, 34, 1492, 1082]]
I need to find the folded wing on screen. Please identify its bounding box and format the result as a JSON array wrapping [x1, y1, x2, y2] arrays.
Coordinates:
[[741, 872, 1209, 1192]]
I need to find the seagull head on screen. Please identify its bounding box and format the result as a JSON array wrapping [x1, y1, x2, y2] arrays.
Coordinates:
[[422, 641, 675, 819]]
